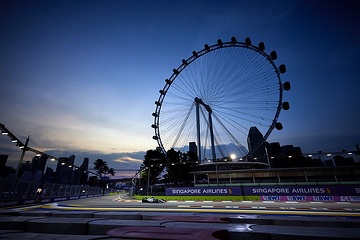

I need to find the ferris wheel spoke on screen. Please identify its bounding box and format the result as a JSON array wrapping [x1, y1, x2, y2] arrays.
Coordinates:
[[213, 113, 247, 149], [170, 103, 195, 148]]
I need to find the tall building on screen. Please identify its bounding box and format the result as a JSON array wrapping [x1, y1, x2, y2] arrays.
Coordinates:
[[0, 154, 8, 169], [247, 126, 267, 164], [0, 154, 8, 176], [30, 155, 48, 175], [189, 142, 197, 155], [281, 145, 302, 157], [78, 158, 89, 184], [268, 142, 281, 158], [56, 155, 75, 183]]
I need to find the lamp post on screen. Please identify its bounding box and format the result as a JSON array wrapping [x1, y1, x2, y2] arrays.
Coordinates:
[[146, 166, 151, 196], [16, 136, 30, 177]]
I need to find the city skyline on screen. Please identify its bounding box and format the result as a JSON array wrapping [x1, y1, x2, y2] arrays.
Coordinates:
[[1, 0, 360, 174]]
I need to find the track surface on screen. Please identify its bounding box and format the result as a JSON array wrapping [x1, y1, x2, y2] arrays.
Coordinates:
[[14, 193, 360, 218]]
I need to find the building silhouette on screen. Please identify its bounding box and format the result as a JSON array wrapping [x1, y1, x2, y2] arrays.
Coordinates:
[[267, 142, 281, 158], [0, 154, 8, 168], [247, 126, 267, 164], [56, 155, 75, 183], [30, 155, 48, 175], [189, 142, 197, 155], [78, 157, 89, 184], [0, 154, 9, 177], [281, 145, 302, 157]]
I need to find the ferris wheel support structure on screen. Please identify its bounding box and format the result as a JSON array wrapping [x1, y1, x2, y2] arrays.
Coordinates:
[[195, 97, 216, 161]]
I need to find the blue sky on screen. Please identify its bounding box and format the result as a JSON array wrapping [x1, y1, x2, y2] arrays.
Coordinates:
[[1, 0, 360, 175]]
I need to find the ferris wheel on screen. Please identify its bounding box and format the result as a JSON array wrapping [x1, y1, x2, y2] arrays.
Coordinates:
[[151, 37, 290, 162]]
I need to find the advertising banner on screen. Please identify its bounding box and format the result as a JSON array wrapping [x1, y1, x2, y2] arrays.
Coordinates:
[[166, 187, 242, 196], [243, 185, 360, 196], [260, 195, 360, 202]]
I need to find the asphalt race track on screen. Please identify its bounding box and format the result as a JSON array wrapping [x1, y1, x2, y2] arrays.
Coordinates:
[[1, 193, 360, 239], [32, 193, 360, 217]]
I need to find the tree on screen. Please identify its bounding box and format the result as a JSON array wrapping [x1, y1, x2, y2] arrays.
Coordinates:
[[93, 159, 116, 195], [142, 148, 166, 185], [93, 159, 116, 179], [107, 167, 115, 178], [165, 148, 199, 186]]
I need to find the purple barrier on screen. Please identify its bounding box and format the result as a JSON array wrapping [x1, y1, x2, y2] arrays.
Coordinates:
[[164, 185, 360, 202], [260, 195, 360, 202], [243, 185, 360, 196], [166, 187, 242, 196]]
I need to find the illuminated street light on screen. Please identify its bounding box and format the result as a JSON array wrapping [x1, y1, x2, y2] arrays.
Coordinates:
[[229, 153, 236, 160]]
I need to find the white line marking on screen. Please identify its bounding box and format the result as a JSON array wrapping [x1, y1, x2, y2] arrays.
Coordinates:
[[285, 201, 298, 204]]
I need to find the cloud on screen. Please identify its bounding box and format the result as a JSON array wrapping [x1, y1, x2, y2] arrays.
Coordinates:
[[114, 156, 143, 164], [43, 150, 146, 169]]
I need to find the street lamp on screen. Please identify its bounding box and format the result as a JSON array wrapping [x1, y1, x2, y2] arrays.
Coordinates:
[[146, 166, 150, 196]]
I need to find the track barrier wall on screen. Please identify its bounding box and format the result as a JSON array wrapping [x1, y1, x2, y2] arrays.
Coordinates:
[[165, 185, 360, 202]]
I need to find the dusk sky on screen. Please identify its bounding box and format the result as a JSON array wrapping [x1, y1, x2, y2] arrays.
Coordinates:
[[1, 0, 359, 176]]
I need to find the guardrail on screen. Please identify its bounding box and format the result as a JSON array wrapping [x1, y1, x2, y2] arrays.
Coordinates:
[[0, 179, 106, 207]]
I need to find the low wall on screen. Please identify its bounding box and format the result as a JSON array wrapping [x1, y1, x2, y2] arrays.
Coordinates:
[[165, 184, 360, 202], [0, 194, 103, 208]]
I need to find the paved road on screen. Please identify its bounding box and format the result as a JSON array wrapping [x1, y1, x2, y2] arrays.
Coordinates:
[[16, 193, 360, 218]]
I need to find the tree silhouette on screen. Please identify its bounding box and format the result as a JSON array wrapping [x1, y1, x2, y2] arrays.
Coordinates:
[[93, 159, 116, 195], [93, 159, 116, 179], [142, 148, 165, 185], [107, 167, 115, 178], [165, 148, 198, 186]]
